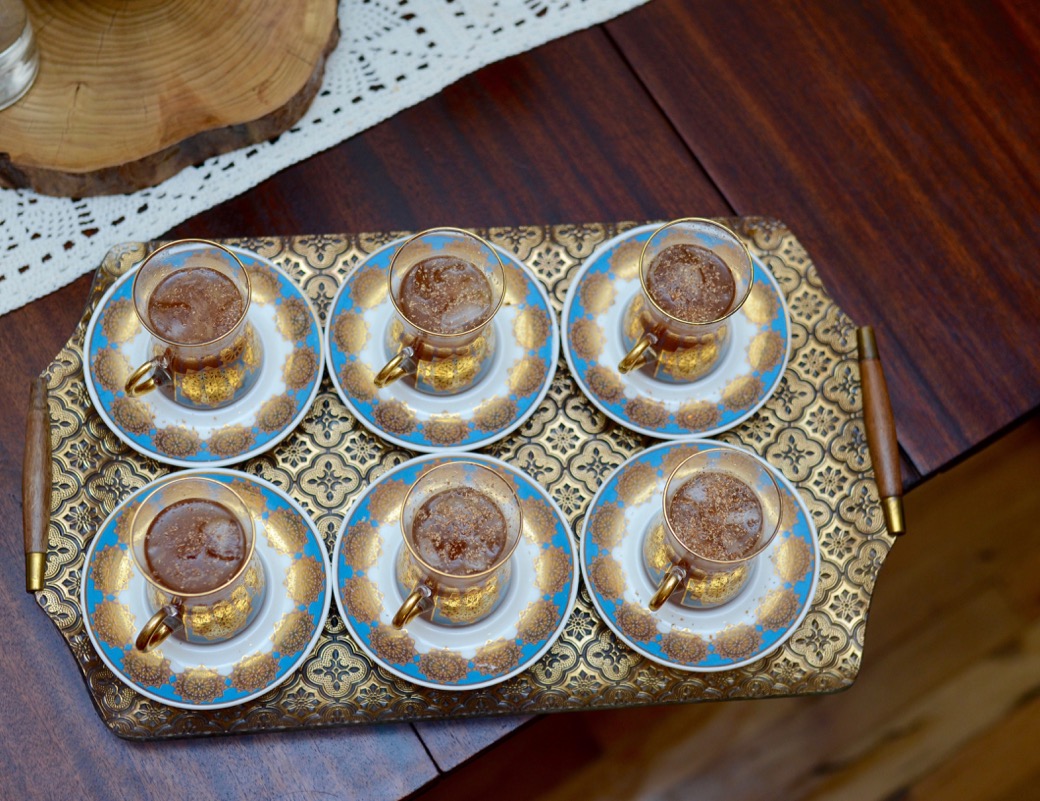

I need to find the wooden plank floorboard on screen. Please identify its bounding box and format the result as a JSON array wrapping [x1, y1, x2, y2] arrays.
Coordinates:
[[606, 0, 1040, 479]]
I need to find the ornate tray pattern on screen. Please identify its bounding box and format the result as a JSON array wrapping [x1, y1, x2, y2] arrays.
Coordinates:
[[37, 219, 893, 739]]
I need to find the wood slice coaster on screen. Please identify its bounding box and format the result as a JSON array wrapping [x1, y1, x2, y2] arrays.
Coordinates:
[[0, 0, 338, 196]]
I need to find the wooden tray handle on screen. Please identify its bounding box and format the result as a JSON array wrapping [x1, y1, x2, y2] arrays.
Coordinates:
[[22, 377, 50, 591], [857, 327, 906, 536]]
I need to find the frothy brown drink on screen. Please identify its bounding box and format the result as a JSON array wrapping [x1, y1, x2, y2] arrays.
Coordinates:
[[145, 498, 247, 594], [399, 256, 494, 334], [646, 244, 736, 323], [411, 487, 507, 575], [147, 267, 245, 344], [668, 472, 763, 560]]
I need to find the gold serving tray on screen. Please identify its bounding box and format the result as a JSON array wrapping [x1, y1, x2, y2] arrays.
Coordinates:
[[36, 218, 893, 739]]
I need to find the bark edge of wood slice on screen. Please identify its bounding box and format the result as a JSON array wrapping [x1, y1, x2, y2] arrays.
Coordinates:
[[0, 1, 339, 197]]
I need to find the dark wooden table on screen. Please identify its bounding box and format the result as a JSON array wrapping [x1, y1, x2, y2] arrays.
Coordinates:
[[2, 1, 1037, 799]]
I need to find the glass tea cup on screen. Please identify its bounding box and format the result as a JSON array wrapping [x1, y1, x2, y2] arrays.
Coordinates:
[[392, 462, 523, 629], [645, 447, 782, 611], [619, 218, 754, 382], [374, 228, 506, 395], [131, 477, 266, 652], [125, 239, 263, 409]]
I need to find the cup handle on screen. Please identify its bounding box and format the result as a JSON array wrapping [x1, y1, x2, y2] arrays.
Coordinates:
[[135, 605, 183, 652], [374, 346, 417, 388], [648, 565, 686, 612], [125, 359, 171, 397], [392, 585, 431, 629], [618, 332, 655, 374]]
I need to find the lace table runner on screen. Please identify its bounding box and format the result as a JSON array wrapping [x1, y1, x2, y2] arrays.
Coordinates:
[[0, 0, 648, 317]]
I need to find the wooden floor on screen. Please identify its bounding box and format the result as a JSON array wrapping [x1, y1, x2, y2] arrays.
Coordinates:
[[412, 415, 1040, 801]]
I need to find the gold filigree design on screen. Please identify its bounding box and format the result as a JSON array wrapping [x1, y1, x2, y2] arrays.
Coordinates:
[[248, 265, 282, 304], [111, 397, 154, 435], [616, 602, 658, 643], [91, 546, 133, 596], [676, 401, 721, 431], [276, 297, 312, 342], [661, 630, 707, 664], [474, 396, 517, 432], [230, 653, 281, 692], [610, 239, 644, 280], [615, 461, 657, 506], [474, 639, 522, 675], [369, 624, 417, 665], [207, 425, 255, 458], [92, 600, 135, 648], [588, 555, 626, 600], [340, 521, 382, 570], [514, 307, 551, 350], [272, 611, 315, 656], [423, 416, 469, 446], [535, 547, 572, 595], [257, 394, 296, 432], [114, 504, 138, 545], [774, 537, 814, 584], [92, 349, 131, 392], [723, 375, 764, 411], [283, 348, 319, 390], [122, 649, 173, 688], [373, 400, 415, 435], [517, 599, 559, 644], [586, 365, 624, 403], [579, 273, 616, 314], [284, 556, 325, 606], [502, 262, 530, 305], [521, 497, 557, 545], [174, 667, 225, 704], [713, 624, 762, 661], [757, 588, 801, 630], [744, 281, 779, 324], [265, 508, 310, 555], [368, 480, 407, 524], [508, 356, 547, 396], [749, 330, 787, 373], [229, 480, 269, 518], [588, 502, 625, 548], [418, 649, 469, 684], [153, 426, 201, 458], [101, 298, 140, 343], [184, 586, 256, 641], [569, 318, 604, 360], [340, 576, 383, 622], [660, 445, 701, 477], [332, 311, 369, 355], [350, 267, 387, 309], [339, 362, 377, 402]]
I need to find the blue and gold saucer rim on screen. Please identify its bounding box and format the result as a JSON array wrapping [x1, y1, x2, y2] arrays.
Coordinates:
[[580, 439, 820, 673], [324, 239, 560, 453], [562, 223, 791, 439], [83, 248, 325, 467], [333, 451, 579, 691], [81, 468, 331, 710]]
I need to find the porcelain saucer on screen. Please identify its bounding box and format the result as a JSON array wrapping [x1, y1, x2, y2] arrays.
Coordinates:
[[580, 440, 819, 672], [84, 248, 324, 467], [562, 224, 791, 439], [81, 469, 331, 710], [333, 452, 579, 691], [325, 240, 559, 452]]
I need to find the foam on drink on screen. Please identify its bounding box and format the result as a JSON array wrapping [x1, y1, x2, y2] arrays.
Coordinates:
[[399, 256, 494, 334], [147, 267, 245, 344], [411, 487, 507, 575], [646, 244, 736, 323], [668, 471, 763, 560], [145, 498, 247, 594]]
